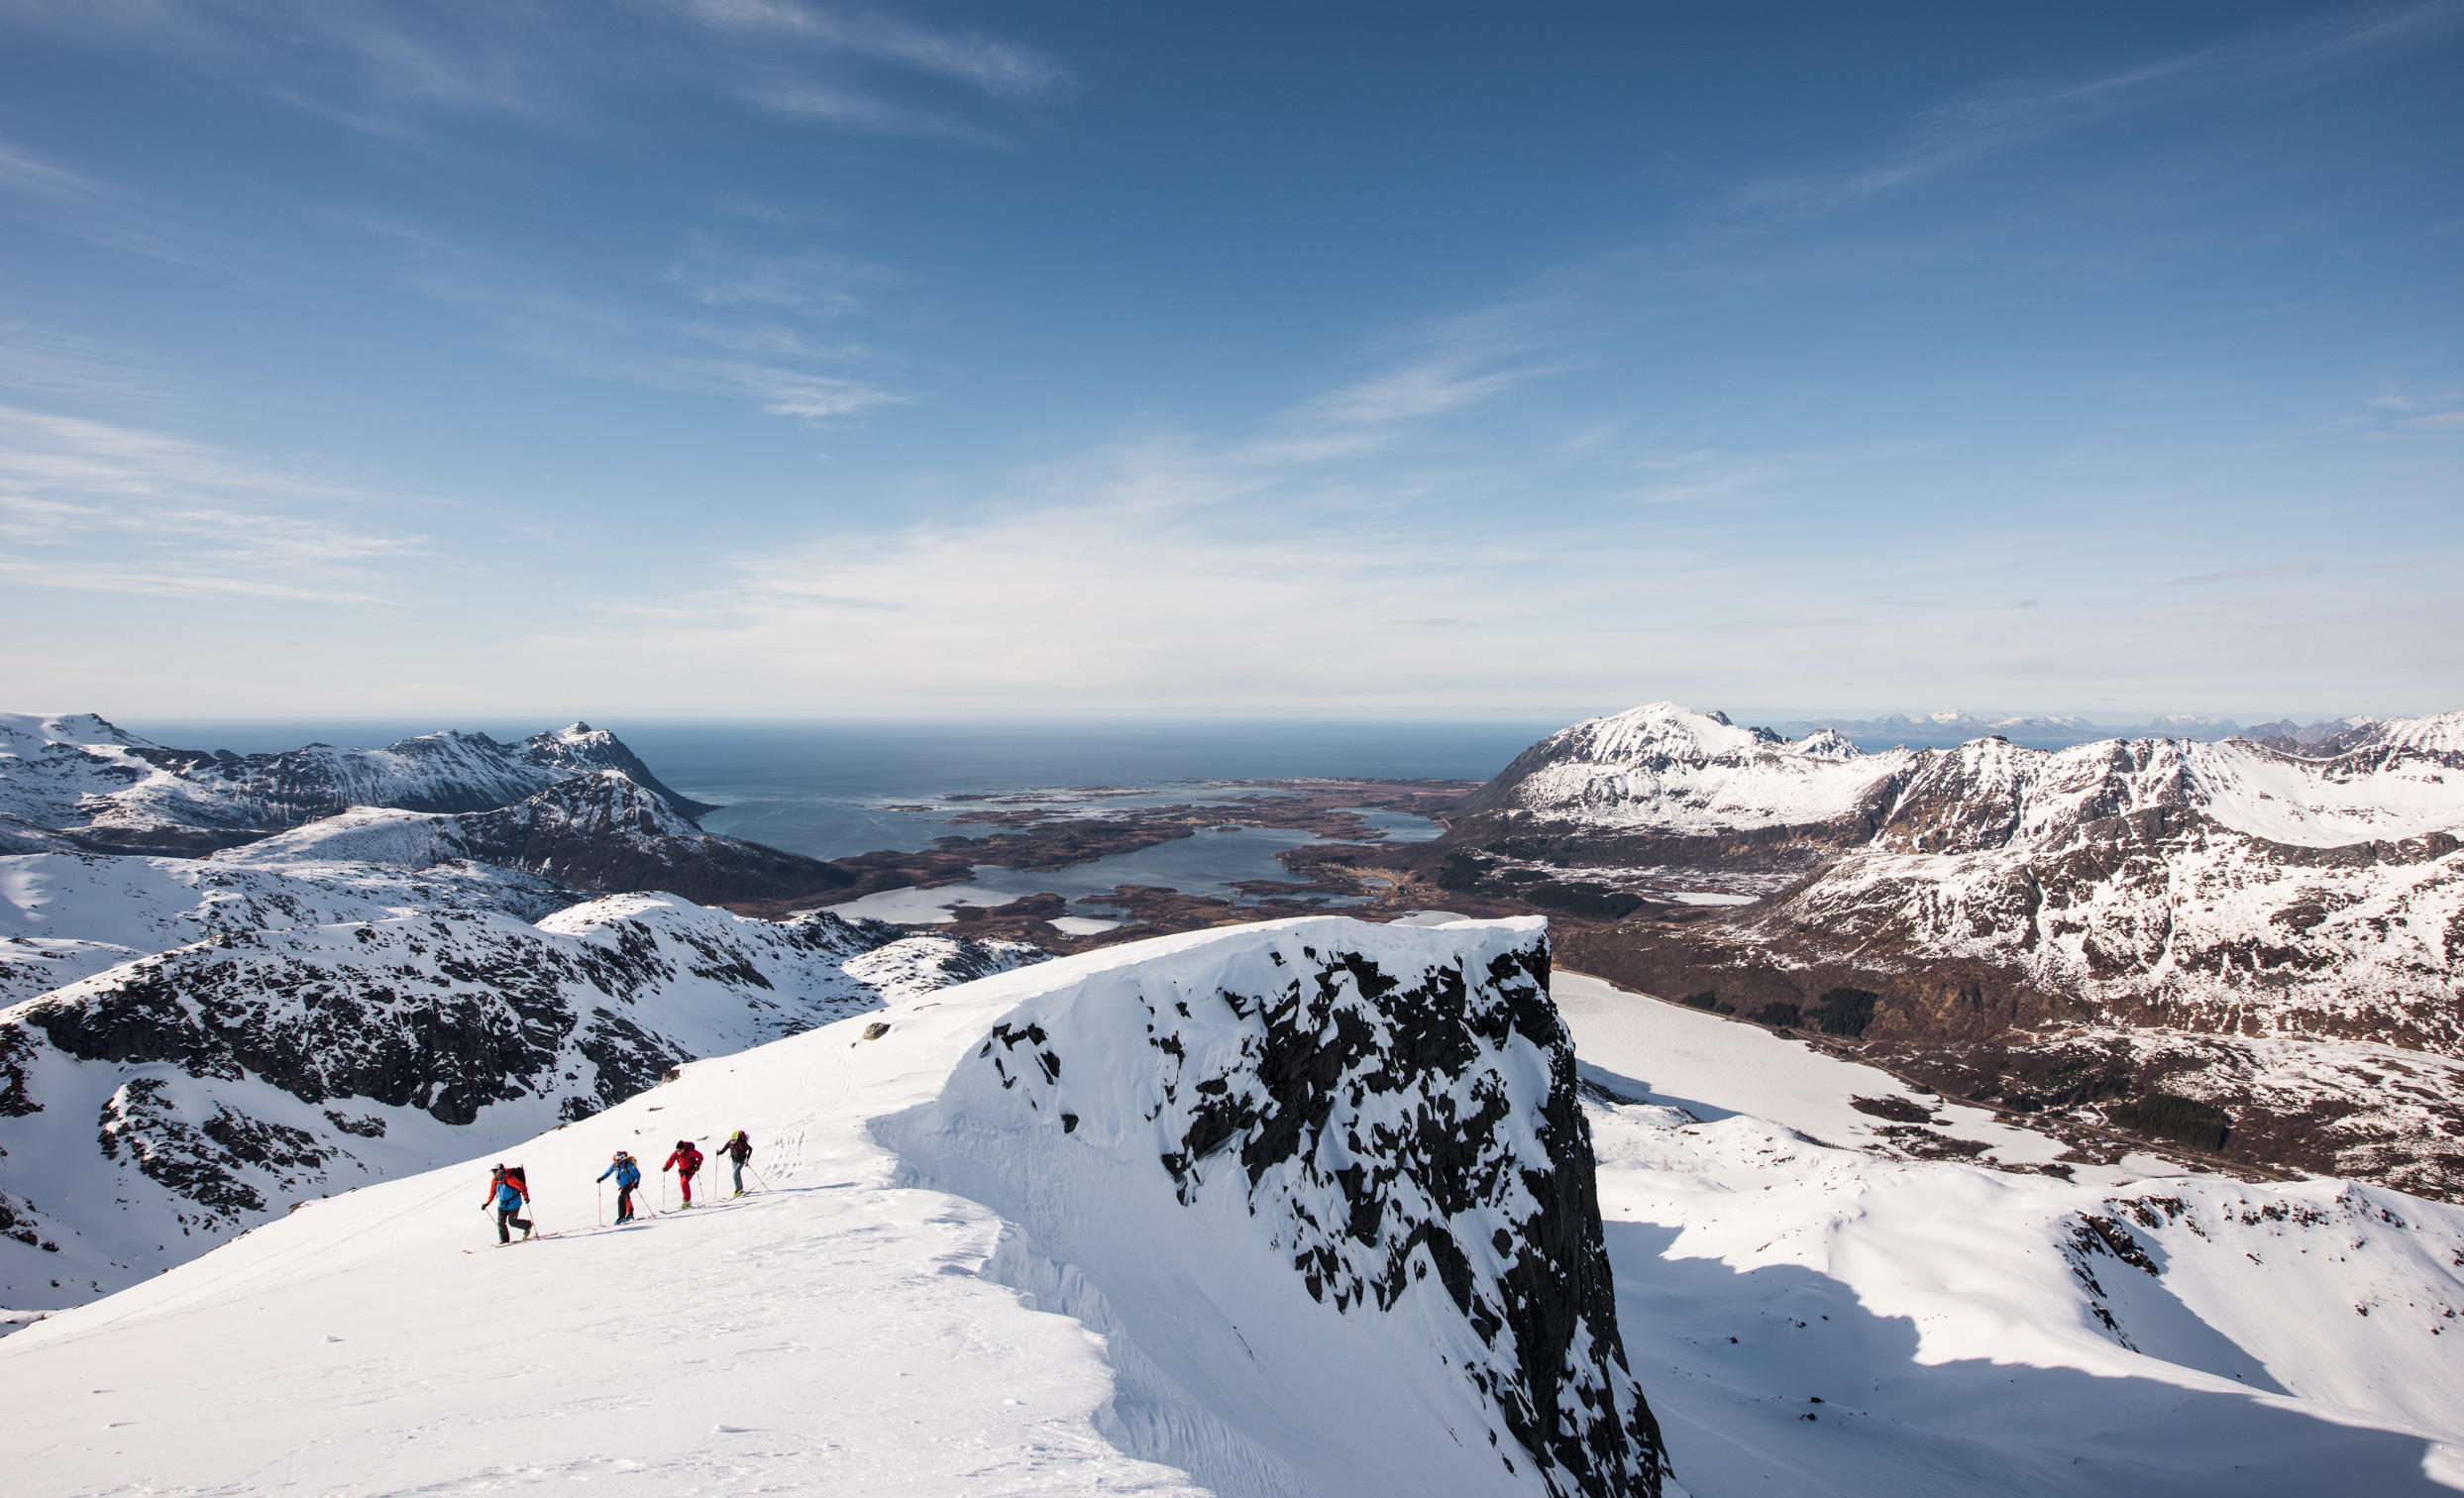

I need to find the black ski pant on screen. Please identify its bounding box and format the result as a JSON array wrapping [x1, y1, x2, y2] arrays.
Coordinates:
[[496, 1204, 531, 1243], [616, 1185, 636, 1222]]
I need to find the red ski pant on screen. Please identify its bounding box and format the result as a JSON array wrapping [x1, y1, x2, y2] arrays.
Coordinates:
[[678, 1169, 697, 1204]]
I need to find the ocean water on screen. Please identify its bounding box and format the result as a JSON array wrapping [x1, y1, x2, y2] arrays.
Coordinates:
[[124, 719, 1539, 913]]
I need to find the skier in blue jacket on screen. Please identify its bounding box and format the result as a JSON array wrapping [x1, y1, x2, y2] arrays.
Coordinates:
[[484, 1164, 532, 1243], [598, 1150, 643, 1224]]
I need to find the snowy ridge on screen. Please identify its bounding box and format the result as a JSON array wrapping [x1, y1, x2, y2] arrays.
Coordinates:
[[882, 915, 1666, 1498], [0, 890, 1040, 1306], [1460, 703, 1913, 833], [1470, 702, 2464, 847], [0, 714, 714, 856], [0, 712, 154, 749], [1876, 721, 2464, 851]]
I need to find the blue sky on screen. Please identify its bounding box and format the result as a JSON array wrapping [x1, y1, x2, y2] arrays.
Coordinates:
[[1, 1, 2458, 723]]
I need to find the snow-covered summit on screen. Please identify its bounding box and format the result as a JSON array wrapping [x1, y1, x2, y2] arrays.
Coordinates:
[[0, 712, 154, 749], [1459, 702, 1911, 833]]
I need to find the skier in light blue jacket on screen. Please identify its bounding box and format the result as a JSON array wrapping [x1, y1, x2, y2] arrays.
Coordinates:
[[597, 1150, 643, 1224]]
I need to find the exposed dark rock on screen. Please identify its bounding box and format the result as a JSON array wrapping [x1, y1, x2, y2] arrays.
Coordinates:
[[967, 932, 1668, 1498]]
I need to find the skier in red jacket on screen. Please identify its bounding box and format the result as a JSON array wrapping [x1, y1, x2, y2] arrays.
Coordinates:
[[663, 1139, 704, 1207]]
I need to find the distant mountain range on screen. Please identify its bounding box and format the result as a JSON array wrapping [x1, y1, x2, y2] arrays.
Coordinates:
[[1768, 710, 2382, 751], [1423, 701, 2464, 1199], [0, 713, 850, 906], [0, 713, 715, 856]]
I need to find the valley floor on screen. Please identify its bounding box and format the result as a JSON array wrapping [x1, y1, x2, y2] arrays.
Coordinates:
[[1, 931, 2458, 1497]]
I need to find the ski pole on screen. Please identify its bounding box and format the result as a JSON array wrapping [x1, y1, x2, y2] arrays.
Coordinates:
[[748, 1166, 773, 1193], [597, 1181, 604, 1229]]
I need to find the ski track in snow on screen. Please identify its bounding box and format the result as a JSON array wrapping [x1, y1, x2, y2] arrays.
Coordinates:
[[0, 927, 2459, 1495]]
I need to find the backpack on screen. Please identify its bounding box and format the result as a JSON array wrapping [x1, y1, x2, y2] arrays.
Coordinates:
[[494, 1165, 527, 1200], [616, 1158, 641, 1188]]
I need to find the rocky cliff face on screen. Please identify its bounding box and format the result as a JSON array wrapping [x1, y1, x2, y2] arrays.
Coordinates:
[[1440, 703, 2464, 1198], [888, 916, 1667, 1498], [0, 891, 1041, 1308]]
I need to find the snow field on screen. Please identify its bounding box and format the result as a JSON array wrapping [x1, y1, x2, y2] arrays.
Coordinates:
[[7, 922, 2463, 1496], [0, 937, 1237, 1496], [1559, 973, 2464, 1495]]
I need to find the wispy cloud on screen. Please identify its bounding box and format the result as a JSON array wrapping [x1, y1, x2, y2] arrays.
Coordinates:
[[0, 1, 567, 132], [1239, 301, 1578, 464], [0, 0, 1069, 139], [671, 0, 1071, 101], [364, 223, 911, 425], [682, 361, 906, 419], [0, 136, 197, 264], [1735, 1, 2464, 213], [87, 3, 1012, 140], [0, 322, 177, 404], [0, 403, 422, 601], [661, 236, 887, 315], [737, 80, 1010, 144]]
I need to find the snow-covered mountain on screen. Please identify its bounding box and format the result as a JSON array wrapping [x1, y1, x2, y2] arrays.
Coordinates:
[[1448, 702, 2464, 1197], [5, 938, 2458, 1496], [0, 884, 1039, 1308], [1458, 703, 1915, 836], [217, 769, 857, 905], [0, 713, 713, 855]]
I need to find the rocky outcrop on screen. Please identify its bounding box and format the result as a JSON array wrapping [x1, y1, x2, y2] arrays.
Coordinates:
[[893, 917, 1667, 1498]]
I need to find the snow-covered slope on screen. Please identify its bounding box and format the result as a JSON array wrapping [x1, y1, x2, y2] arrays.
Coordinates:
[[0, 848, 571, 1006], [1559, 972, 2464, 1495], [0, 713, 714, 855], [4, 936, 2457, 1496], [1459, 703, 1913, 834], [217, 769, 856, 904], [0, 890, 1039, 1307], [0, 916, 1671, 1498]]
